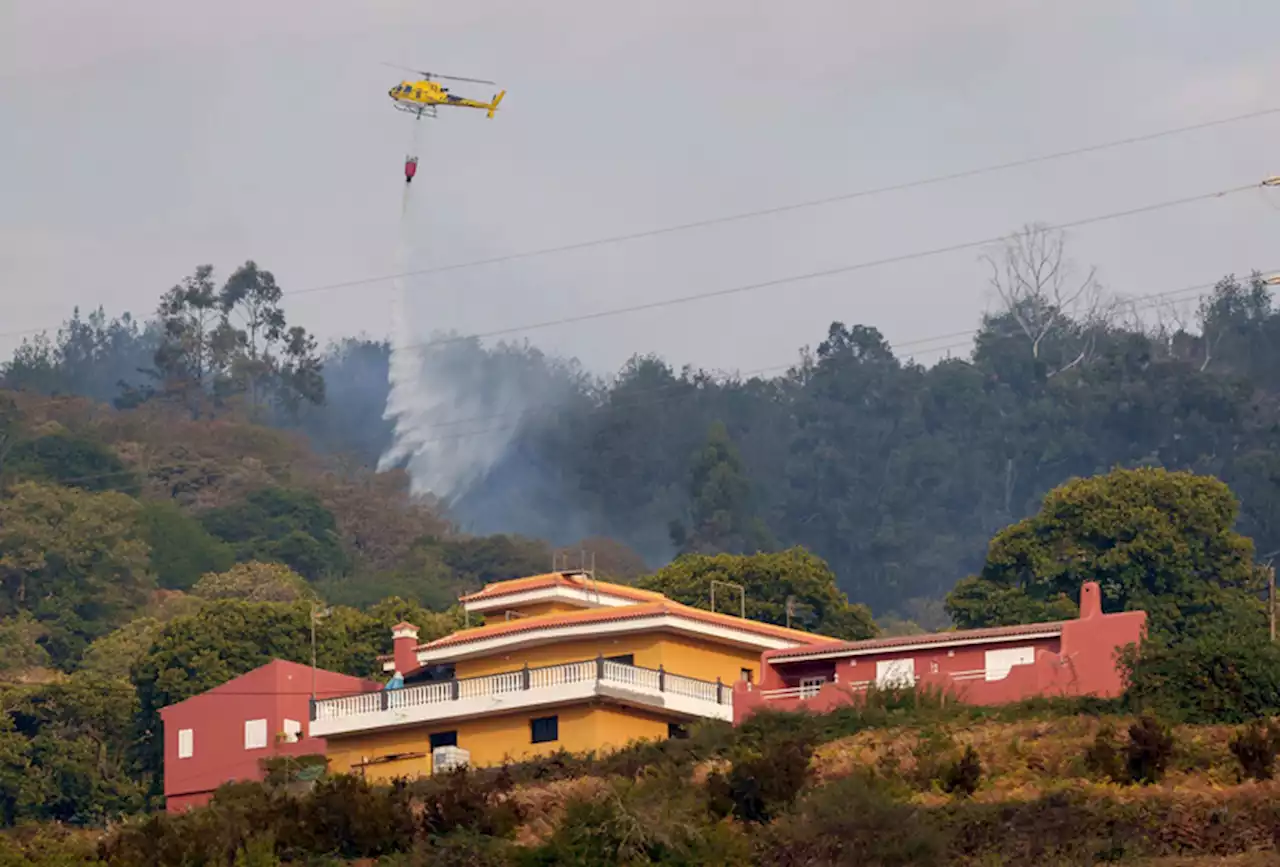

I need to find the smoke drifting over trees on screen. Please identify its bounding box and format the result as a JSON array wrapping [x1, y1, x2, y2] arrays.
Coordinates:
[[7, 234, 1280, 618]]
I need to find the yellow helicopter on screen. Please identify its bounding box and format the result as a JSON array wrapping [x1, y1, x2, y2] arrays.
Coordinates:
[[385, 64, 506, 120]]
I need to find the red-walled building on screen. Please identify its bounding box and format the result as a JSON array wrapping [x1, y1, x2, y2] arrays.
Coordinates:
[[733, 582, 1145, 724], [160, 659, 379, 812]]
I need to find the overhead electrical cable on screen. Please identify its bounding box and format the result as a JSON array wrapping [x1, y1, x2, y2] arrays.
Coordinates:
[[16, 270, 1254, 492]]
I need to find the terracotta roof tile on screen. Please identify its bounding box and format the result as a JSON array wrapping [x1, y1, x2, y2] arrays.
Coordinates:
[[768, 620, 1068, 660], [420, 600, 831, 651], [459, 572, 666, 604]]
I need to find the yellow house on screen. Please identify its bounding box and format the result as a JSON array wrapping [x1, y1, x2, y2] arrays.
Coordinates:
[[311, 570, 834, 780]]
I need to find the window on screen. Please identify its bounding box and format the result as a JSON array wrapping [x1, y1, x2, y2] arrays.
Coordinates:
[[177, 728, 194, 759], [530, 715, 559, 744], [605, 654, 635, 666], [984, 646, 1036, 682], [740, 668, 754, 683], [799, 676, 826, 698], [430, 731, 458, 750], [668, 722, 690, 740], [875, 658, 916, 688], [282, 719, 302, 744], [244, 719, 268, 750]]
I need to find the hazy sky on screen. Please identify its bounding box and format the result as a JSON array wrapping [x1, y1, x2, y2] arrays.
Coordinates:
[[4, 0, 1280, 377]]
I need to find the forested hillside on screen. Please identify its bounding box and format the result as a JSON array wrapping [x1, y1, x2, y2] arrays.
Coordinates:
[[7, 230, 1280, 621]]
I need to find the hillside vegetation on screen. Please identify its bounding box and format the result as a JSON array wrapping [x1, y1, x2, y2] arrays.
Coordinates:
[[5, 238, 1280, 863], [8, 239, 1280, 622], [16, 696, 1280, 865]]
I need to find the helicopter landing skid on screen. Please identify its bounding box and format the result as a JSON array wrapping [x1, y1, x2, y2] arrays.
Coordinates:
[[393, 102, 437, 119]]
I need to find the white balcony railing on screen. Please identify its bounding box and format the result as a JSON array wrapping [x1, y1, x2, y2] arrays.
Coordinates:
[[310, 656, 733, 736], [759, 665, 1024, 702]]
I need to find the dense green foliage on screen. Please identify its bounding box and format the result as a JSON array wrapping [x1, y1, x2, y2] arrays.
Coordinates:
[[10, 259, 1280, 621], [0, 482, 154, 666], [5, 431, 138, 495], [199, 486, 349, 580], [137, 500, 236, 590], [947, 466, 1267, 640], [639, 548, 878, 639], [5, 251, 1280, 861]]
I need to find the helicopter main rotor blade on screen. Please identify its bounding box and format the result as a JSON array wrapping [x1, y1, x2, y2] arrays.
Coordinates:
[[381, 62, 422, 75], [431, 73, 497, 85], [380, 62, 496, 85]]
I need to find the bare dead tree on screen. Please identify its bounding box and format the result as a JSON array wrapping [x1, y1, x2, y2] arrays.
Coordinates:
[[982, 223, 1108, 374]]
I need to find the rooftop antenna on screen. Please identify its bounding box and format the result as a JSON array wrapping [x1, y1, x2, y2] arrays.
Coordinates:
[[710, 580, 745, 619], [584, 548, 600, 603]]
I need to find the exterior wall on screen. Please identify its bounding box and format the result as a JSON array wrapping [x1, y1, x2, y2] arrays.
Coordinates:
[[500, 600, 588, 619], [325, 700, 676, 782], [651, 633, 762, 686], [734, 583, 1147, 725], [820, 636, 1061, 690], [453, 632, 761, 685], [161, 661, 376, 812], [455, 634, 665, 678]]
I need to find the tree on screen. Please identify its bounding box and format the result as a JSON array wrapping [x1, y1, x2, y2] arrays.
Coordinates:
[[669, 422, 774, 556], [946, 467, 1266, 641], [980, 223, 1107, 374], [0, 613, 54, 677], [217, 261, 324, 417], [199, 487, 349, 580], [136, 500, 235, 590], [191, 561, 315, 603], [0, 308, 158, 403], [638, 548, 878, 640], [555, 537, 650, 583], [151, 263, 324, 419], [0, 482, 153, 667], [1, 674, 146, 824], [153, 265, 226, 415], [5, 431, 138, 495], [426, 534, 553, 588], [0, 395, 19, 475]]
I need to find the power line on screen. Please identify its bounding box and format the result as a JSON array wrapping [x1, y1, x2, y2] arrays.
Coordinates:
[[0, 176, 1264, 433], [7, 272, 1238, 491], [279, 105, 1280, 299], [1, 178, 1269, 442], [3, 105, 1279, 346], [378, 178, 1266, 352]]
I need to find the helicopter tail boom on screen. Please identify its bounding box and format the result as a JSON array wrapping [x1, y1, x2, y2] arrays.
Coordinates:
[[486, 90, 506, 118]]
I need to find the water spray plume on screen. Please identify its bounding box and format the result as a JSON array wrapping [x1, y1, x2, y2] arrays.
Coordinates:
[[378, 122, 531, 502]]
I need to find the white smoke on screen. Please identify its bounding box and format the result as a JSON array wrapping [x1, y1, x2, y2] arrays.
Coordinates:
[[378, 127, 533, 502]]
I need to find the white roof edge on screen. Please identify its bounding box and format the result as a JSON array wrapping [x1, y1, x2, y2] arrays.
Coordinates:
[[462, 584, 643, 613], [771, 630, 1063, 664], [416, 614, 801, 665]]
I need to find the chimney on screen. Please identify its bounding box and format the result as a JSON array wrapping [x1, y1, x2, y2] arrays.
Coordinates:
[[392, 622, 420, 674], [1078, 582, 1102, 619]]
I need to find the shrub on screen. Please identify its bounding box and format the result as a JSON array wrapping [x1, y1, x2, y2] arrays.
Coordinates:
[[942, 745, 982, 796], [0, 823, 107, 866], [1229, 718, 1280, 781], [1126, 715, 1174, 785], [286, 775, 415, 859], [414, 766, 522, 839], [1082, 717, 1174, 785], [1121, 634, 1280, 724], [1084, 723, 1125, 783], [758, 772, 945, 867], [526, 775, 748, 867], [706, 733, 813, 824]]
